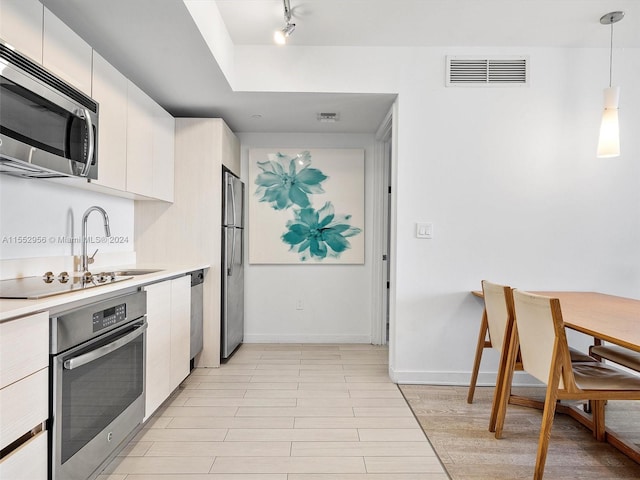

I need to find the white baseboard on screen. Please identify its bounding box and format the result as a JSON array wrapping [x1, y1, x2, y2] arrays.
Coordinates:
[[389, 368, 544, 387], [244, 334, 372, 344]]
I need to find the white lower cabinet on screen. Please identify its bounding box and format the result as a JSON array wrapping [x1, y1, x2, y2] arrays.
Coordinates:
[[0, 430, 47, 480], [0, 368, 48, 451], [0, 311, 48, 478], [145, 276, 191, 420], [170, 275, 191, 388]]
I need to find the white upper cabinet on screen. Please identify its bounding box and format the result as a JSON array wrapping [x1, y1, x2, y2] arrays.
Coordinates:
[[0, 1, 176, 202], [152, 102, 175, 202], [127, 81, 175, 201], [43, 7, 92, 95], [126, 81, 155, 198], [91, 52, 128, 191], [0, 0, 43, 63]]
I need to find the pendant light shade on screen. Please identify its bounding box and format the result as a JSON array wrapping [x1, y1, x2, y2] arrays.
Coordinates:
[[597, 86, 620, 158], [596, 11, 624, 158]]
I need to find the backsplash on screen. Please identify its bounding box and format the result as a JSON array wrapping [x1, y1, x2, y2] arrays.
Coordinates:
[[0, 175, 135, 260]]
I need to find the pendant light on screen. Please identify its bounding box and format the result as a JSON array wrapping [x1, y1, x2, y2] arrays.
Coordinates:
[[597, 11, 624, 158]]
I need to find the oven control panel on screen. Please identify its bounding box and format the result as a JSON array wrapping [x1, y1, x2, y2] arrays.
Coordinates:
[[92, 303, 127, 332]]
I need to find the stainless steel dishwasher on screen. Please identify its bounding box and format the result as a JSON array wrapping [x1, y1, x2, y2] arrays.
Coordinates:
[[190, 270, 204, 363]]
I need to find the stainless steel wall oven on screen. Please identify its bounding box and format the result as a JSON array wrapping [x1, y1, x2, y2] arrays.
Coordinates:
[[50, 289, 146, 480]]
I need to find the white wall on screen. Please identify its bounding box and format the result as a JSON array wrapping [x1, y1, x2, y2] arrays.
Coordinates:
[[238, 132, 377, 343], [232, 45, 640, 383], [0, 175, 134, 260]]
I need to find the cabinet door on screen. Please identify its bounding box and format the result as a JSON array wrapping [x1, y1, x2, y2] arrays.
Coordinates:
[[0, 0, 43, 63], [126, 81, 154, 197], [144, 281, 172, 420], [170, 276, 191, 389], [0, 311, 48, 389], [0, 368, 48, 451], [42, 8, 92, 95], [152, 103, 175, 202], [0, 430, 47, 480], [91, 53, 128, 191]]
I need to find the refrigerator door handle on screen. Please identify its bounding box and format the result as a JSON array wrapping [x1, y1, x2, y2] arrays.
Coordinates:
[[228, 227, 236, 277], [229, 175, 237, 227]]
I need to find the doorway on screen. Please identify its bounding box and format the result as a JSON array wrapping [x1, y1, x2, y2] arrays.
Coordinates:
[[372, 104, 395, 345]]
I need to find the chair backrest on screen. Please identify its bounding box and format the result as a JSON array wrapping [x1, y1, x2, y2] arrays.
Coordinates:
[[512, 290, 573, 389], [481, 280, 513, 355]]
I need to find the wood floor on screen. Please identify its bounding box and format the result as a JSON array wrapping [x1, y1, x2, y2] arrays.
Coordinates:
[[98, 344, 448, 479], [400, 384, 640, 480], [97, 344, 640, 479]]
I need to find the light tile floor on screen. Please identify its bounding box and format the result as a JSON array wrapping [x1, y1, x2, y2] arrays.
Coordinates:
[[98, 344, 449, 480]]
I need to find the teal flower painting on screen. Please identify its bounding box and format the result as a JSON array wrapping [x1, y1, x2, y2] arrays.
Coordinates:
[[282, 202, 362, 261], [249, 148, 364, 264], [255, 151, 328, 210]]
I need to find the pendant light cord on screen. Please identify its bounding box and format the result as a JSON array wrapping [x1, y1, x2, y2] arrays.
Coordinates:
[[609, 22, 614, 87]]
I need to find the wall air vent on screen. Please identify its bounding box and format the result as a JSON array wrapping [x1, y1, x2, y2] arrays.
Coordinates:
[[446, 56, 529, 87]]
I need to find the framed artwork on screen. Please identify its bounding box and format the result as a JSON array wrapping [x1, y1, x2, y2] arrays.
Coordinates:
[[248, 148, 365, 264]]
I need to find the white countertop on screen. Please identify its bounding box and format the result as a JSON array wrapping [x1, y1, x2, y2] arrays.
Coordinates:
[[0, 263, 209, 321]]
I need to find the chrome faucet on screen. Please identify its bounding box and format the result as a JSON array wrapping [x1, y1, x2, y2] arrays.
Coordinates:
[[81, 206, 111, 272]]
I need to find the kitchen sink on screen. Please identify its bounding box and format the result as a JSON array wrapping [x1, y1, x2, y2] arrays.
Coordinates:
[[112, 269, 163, 276]]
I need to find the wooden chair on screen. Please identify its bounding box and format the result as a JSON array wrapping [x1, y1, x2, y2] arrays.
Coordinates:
[[467, 281, 519, 433], [589, 344, 640, 372], [467, 281, 596, 432], [495, 290, 640, 480]]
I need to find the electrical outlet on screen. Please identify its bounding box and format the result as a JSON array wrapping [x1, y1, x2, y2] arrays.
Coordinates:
[[296, 299, 304, 310]]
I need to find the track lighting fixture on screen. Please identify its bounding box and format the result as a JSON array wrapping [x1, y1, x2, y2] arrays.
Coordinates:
[[274, 0, 295, 45], [597, 11, 624, 158]]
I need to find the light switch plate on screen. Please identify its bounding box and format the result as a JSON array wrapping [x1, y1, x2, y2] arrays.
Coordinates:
[[416, 222, 433, 239]]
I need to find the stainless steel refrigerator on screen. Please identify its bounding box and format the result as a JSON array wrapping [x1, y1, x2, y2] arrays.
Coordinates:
[[221, 169, 244, 359]]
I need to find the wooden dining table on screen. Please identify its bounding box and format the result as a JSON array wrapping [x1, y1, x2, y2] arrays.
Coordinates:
[[472, 290, 640, 463]]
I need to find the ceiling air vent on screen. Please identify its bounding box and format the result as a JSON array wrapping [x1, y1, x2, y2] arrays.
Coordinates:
[[446, 56, 529, 87], [317, 112, 340, 123]]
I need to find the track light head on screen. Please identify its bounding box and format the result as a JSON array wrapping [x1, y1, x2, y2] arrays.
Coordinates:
[[274, 22, 295, 45], [274, 0, 296, 44]]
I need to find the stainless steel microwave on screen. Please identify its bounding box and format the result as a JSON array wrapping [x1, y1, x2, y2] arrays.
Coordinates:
[[0, 40, 99, 179]]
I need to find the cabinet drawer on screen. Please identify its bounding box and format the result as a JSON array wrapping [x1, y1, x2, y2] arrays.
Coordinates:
[[0, 430, 47, 480], [0, 368, 48, 451], [0, 311, 48, 389]]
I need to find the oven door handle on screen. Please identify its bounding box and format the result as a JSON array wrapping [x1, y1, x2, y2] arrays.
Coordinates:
[[63, 322, 147, 370]]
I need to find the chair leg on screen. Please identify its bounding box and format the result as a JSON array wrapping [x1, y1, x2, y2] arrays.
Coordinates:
[[494, 326, 518, 438], [489, 333, 510, 432], [467, 309, 488, 404], [592, 400, 606, 441], [534, 384, 559, 480]]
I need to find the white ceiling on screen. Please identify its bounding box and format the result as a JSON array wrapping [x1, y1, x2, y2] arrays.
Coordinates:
[[40, 0, 639, 134], [217, 0, 640, 48]]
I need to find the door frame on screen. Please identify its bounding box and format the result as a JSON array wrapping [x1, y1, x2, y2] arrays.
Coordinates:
[[371, 102, 397, 345]]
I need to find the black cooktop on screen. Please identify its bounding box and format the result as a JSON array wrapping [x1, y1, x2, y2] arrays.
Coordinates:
[[0, 272, 133, 299]]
